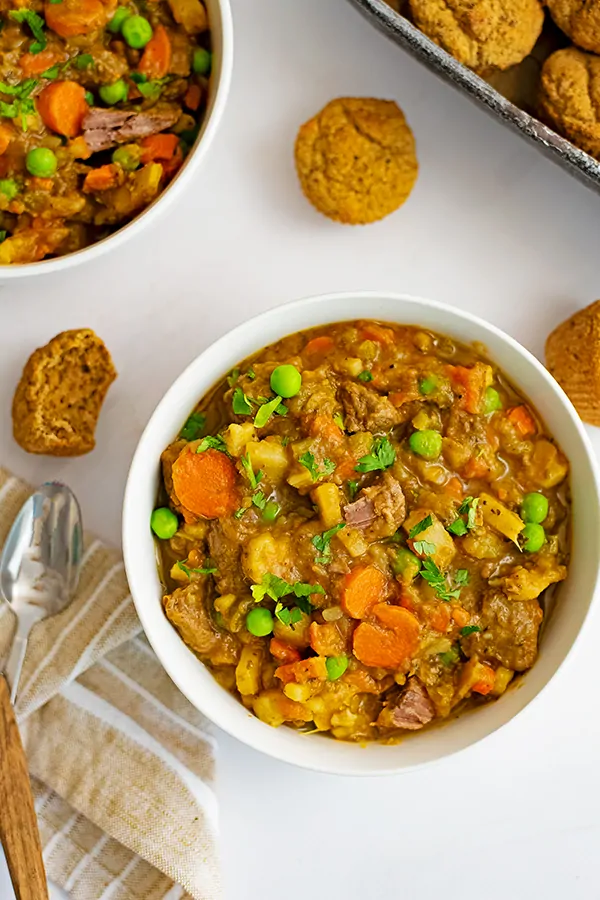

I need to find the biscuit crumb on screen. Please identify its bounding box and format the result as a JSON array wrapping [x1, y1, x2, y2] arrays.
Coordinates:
[[546, 300, 600, 426], [294, 97, 418, 225], [12, 329, 117, 456]]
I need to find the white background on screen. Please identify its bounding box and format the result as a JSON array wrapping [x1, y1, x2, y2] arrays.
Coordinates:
[[0, 0, 599, 896]]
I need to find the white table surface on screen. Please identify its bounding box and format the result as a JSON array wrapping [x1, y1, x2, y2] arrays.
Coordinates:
[[1, 0, 600, 896]]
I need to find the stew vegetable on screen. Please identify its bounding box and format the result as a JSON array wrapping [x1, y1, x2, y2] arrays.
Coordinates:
[[0, 0, 211, 263], [154, 321, 570, 742]]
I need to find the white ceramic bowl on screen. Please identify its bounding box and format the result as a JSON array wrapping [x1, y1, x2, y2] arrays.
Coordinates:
[[123, 292, 600, 775], [0, 0, 232, 280]]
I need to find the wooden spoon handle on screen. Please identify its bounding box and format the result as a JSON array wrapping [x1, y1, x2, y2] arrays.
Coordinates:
[[0, 675, 48, 900]]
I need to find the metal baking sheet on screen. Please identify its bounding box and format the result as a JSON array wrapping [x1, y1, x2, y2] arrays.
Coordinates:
[[347, 0, 600, 194]]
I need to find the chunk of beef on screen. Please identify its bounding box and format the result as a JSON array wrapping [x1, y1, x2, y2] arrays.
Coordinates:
[[343, 472, 406, 541], [340, 382, 401, 433], [462, 590, 543, 671], [343, 496, 375, 529], [163, 579, 240, 666], [208, 520, 249, 596], [82, 105, 180, 152], [377, 679, 435, 731]]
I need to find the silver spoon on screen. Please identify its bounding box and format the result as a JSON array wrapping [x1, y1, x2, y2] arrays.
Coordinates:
[[0, 482, 83, 900]]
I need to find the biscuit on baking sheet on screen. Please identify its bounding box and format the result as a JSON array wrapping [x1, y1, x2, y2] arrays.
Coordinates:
[[408, 0, 544, 74], [12, 329, 117, 456], [546, 0, 600, 54], [539, 47, 600, 159], [294, 97, 418, 226], [546, 300, 600, 426]]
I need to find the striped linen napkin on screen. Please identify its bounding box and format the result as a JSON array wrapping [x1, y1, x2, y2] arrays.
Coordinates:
[[0, 468, 221, 900]]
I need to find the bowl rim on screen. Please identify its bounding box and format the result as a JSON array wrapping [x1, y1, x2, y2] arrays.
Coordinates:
[[0, 0, 233, 280], [123, 291, 600, 775]]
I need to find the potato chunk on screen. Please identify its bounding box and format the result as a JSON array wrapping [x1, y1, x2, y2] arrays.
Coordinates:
[[479, 493, 524, 543], [242, 532, 293, 583], [311, 482, 343, 528], [246, 439, 289, 482], [225, 423, 256, 457], [403, 509, 456, 570], [235, 645, 263, 696]]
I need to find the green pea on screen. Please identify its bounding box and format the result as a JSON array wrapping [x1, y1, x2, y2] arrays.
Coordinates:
[[246, 607, 274, 637], [419, 376, 437, 395], [392, 547, 420, 582], [85, 91, 94, 106], [521, 493, 549, 525], [262, 500, 280, 523], [108, 6, 132, 32], [409, 429, 443, 460], [26, 147, 57, 178], [150, 507, 178, 539], [122, 14, 153, 48], [192, 47, 212, 75], [521, 523, 545, 553], [0, 179, 18, 200], [99, 80, 128, 105], [326, 655, 348, 681], [270, 364, 302, 399], [112, 145, 139, 171], [483, 386, 503, 414]]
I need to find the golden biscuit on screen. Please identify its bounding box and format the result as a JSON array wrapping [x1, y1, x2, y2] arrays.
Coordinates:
[[546, 300, 600, 427], [294, 97, 418, 225], [12, 329, 117, 456], [546, 0, 600, 53], [539, 47, 600, 158], [408, 0, 544, 73]]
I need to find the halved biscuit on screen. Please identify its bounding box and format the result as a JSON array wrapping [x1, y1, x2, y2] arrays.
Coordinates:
[[546, 300, 600, 426]]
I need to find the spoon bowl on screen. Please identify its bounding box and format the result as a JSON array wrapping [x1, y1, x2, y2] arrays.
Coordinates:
[[0, 482, 83, 702]]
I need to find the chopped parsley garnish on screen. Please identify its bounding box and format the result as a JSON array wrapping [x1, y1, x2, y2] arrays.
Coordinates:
[[247, 367, 256, 379], [413, 539, 436, 557], [420, 557, 470, 602], [178, 560, 217, 577], [274, 603, 303, 626], [196, 434, 228, 455], [355, 436, 396, 473], [241, 453, 263, 490], [180, 411, 206, 441], [312, 523, 346, 565], [42, 65, 60, 79], [439, 646, 460, 666], [408, 514, 433, 539], [0, 230, 6, 243], [448, 497, 479, 536], [9, 10, 46, 53], [137, 78, 167, 101], [358, 370, 373, 382], [347, 480, 359, 501], [460, 625, 481, 637], [251, 572, 325, 605], [234, 506, 248, 519], [252, 491, 267, 510], [0, 78, 37, 129], [232, 387, 253, 415], [447, 518, 468, 537], [333, 412, 345, 430], [299, 451, 336, 481], [76, 53, 94, 69], [227, 367, 240, 387], [254, 394, 283, 428]]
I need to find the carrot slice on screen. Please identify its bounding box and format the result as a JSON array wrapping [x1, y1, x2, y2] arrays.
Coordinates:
[[44, 0, 109, 36], [140, 133, 179, 164], [184, 83, 202, 111], [472, 664, 496, 695], [0, 124, 13, 156], [139, 24, 172, 79], [19, 49, 65, 77], [36, 81, 88, 137], [451, 605, 470, 628], [506, 405, 536, 438], [445, 476, 464, 500], [360, 323, 394, 344], [462, 456, 490, 480], [307, 413, 343, 443], [171, 446, 240, 519], [275, 657, 327, 685], [448, 364, 491, 414], [303, 335, 334, 356], [428, 604, 451, 633], [83, 164, 119, 192], [340, 565, 388, 619], [29, 177, 54, 191], [353, 604, 420, 669], [269, 639, 301, 665]]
